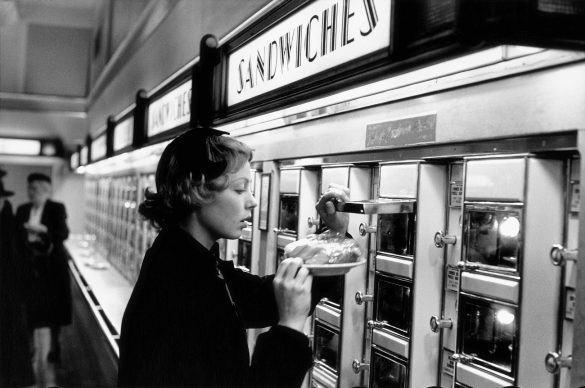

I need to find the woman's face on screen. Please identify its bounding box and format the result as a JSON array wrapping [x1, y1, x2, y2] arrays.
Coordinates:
[[196, 161, 257, 242], [28, 180, 51, 206]]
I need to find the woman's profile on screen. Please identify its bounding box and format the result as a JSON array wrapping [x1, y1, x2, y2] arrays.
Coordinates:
[[117, 127, 348, 388]]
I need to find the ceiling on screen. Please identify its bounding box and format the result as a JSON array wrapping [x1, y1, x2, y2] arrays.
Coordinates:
[[0, 0, 102, 96], [0, 0, 153, 151]]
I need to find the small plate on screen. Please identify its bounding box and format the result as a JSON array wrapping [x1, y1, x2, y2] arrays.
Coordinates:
[[304, 259, 366, 276]]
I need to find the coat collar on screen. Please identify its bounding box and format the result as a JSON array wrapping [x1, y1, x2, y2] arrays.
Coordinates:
[[159, 224, 233, 275]]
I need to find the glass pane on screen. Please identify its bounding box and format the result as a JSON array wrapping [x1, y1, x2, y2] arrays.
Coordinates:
[[460, 296, 516, 374], [237, 240, 252, 270], [321, 276, 344, 309], [376, 276, 412, 335], [279, 194, 298, 233], [314, 324, 339, 371], [378, 213, 416, 256], [371, 350, 407, 388], [276, 248, 286, 266], [464, 207, 522, 271]]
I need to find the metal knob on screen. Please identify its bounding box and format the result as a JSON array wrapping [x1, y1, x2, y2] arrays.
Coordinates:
[[434, 231, 457, 248], [307, 216, 320, 228], [545, 352, 572, 374], [367, 320, 388, 330], [430, 316, 453, 333], [359, 223, 377, 236], [449, 353, 474, 365], [457, 261, 480, 271], [273, 228, 284, 233], [352, 359, 370, 374], [550, 244, 578, 266], [355, 291, 374, 305]]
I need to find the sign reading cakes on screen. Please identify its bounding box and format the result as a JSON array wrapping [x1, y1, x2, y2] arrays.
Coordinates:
[[147, 80, 192, 137], [227, 0, 391, 106]]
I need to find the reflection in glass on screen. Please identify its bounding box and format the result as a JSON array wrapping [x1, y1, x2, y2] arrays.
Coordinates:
[[237, 240, 252, 271], [464, 207, 522, 271], [460, 295, 516, 375], [378, 212, 416, 256], [276, 248, 286, 266], [320, 276, 344, 309], [375, 275, 412, 336], [278, 195, 299, 234], [370, 348, 407, 388], [314, 324, 339, 372]]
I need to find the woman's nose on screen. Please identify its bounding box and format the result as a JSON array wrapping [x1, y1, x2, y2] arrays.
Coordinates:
[[247, 193, 258, 209]]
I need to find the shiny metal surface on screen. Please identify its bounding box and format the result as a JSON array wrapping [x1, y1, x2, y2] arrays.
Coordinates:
[[336, 199, 415, 215], [434, 230, 457, 248], [550, 244, 578, 266], [430, 316, 453, 333]]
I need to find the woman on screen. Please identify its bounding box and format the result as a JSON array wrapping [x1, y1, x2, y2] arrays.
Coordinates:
[[0, 177, 36, 387], [117, 127, 348, 388], [16, 173, 71, 364]]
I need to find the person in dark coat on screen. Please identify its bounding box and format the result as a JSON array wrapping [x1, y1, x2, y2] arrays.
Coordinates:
[[16, 172, 70, 365], [117, 127, 349, 388], [0, 175, 36, 387]]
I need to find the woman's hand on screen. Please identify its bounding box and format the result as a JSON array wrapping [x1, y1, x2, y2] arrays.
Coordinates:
[[273, 257, 313, 333], [316, 183, 350, 235], [24, 222, 48, 234]]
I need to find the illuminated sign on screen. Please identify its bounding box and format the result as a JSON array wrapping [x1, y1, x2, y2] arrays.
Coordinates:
[[0, 138, 42, 155], [114, 116, 134, 151], [70, 152, 79, 169], [91, 133, 107, 161], [227, 0, 391, 106], [80, 146, 88, 165], [147, 81, 192, 137]]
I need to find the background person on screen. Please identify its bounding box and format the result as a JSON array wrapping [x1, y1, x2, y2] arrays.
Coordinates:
[[0, 171, 36, 387], [16, 173, 70, 365], [118, 127, 348, 388]]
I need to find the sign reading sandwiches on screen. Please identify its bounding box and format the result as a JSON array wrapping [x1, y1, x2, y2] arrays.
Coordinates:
[[227, 0, 391, 107]]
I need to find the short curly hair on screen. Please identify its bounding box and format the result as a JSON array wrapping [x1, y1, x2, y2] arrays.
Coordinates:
[[138, 131, 253, 228]]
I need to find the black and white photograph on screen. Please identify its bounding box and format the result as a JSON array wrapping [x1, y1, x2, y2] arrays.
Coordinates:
[[1, 0, 585, 387]]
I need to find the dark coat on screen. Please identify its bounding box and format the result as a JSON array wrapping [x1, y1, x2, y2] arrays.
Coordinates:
[[0, 201, 35, 386], [16, 199, 71, 328], [118, 225, 314, 388]]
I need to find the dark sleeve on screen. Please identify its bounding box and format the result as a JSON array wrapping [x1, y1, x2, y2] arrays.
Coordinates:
[[250, 325, 312, 388], [223, 267, 279, 328], [47, 202, 69, 243], [310, 275, 342, 314]]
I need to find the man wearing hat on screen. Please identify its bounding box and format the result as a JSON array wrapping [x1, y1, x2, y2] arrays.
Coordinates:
[[0, 173, 36, 386], [16, 172, 70, 365]]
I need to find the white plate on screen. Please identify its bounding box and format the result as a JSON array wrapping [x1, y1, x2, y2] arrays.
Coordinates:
[[304, 259, 366, 276]]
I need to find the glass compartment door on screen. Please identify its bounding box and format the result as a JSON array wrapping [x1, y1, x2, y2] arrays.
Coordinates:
[[374, 274, 412, 337], [463, 204, 523, 273], [278, 194, 299, 235], [237, 240, 252, 271], [314, 322, 340, 374], [377, 210, 417, 258], [369, 346, 408, 388], [458, 293, 518, 377]]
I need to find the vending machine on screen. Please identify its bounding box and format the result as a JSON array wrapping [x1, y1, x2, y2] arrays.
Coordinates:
[[342, 161, 448, 388], [446, 155, 564, 388], [545, 158, 579, 387], [311, 165, 371, 388], [274, 167, 320, 269]]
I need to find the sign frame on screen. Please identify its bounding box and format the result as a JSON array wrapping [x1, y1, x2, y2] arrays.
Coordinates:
[[259, 172, 272, 231], [144, 69, 192, 146], [217, 0, 394, 123]]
